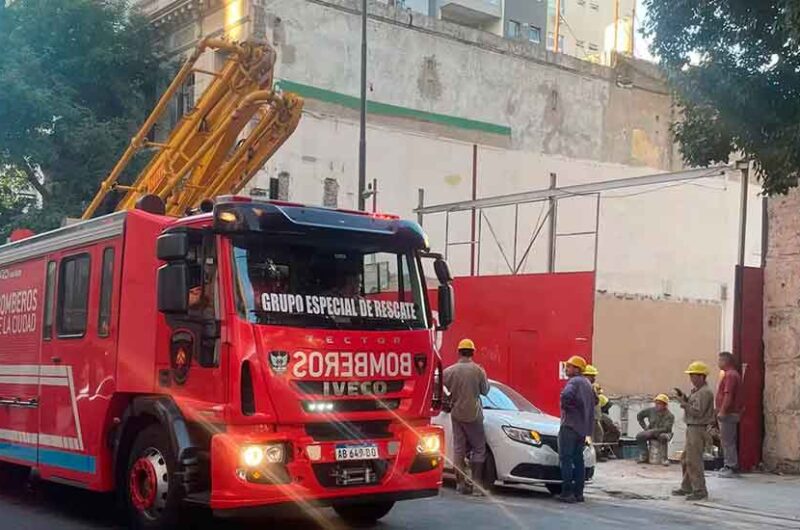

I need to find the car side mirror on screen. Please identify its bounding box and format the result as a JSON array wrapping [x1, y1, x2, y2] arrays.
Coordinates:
[[437, 284, 454, 330], [157, 262, 189, 314]]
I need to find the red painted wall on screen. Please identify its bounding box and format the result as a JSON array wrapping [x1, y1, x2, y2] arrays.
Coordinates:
[[438, 273, 595, 416], [736, 266, 764, 472]]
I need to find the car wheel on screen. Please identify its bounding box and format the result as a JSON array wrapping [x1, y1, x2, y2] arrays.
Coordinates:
[[481, 450, 498, 491], [125, 425, 183, 530], [333, 501, 395, 527], [545, 483, 562, 496]]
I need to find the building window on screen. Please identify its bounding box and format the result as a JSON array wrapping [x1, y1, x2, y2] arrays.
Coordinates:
[[97, 247, 115, 338], [589, 1, 599, 10], [269, 177, 280, 200], [57, 254, 91, 337], [588, 43, 599, 52], [507, 19, 521, 39], [43, 260, 56, 340], [529, 26, 542, 44], [576, 40, 585, 48]]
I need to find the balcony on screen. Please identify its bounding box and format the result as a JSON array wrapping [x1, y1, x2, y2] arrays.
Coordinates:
[[440, 0, 501, 27]]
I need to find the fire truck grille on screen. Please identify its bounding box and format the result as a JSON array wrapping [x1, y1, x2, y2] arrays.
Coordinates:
[[312, 459, 390, 488], [294, 380, 405, 395], [305, 421, 392, 442]]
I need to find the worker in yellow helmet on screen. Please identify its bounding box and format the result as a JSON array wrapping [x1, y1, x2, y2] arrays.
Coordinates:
[[672, 361, 715, 501], [443, 338, 489, 497], [582, 365, 605, 458], [635, 394, 675, 465], [558, 355, 594, 503]]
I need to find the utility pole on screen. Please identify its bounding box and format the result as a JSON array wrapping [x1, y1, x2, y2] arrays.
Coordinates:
[[613, 0, 620, 60], [358, 0, 368, 210], [630, 0, 636, 56], [733, 160, 749, 364], [554, 0, 561, 53], [548, 172, 558, 273]]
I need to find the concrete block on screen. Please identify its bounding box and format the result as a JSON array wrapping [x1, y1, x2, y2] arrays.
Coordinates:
[[768, 192, 800, 257], [763, 413, 800, 472], [764, 310, 800, 363], [764, 256, 800, 309], [764, 366, 800, 413]]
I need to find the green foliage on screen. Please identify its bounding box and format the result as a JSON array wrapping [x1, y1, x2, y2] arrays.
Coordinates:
[[643, 0, 800, 195], [0, 0, 164, 240]]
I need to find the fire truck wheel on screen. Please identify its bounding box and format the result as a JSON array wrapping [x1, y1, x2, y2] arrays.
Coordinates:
[[0, 462, 30, 490], [332, 501, 395, 527], [125, 425, 182, 530]]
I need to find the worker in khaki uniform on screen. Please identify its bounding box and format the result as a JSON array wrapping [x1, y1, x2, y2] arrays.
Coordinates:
[[636, 394, 675, 465], [672, 361, 715, 501], [582, 365, 604, 450], [443, 338, 490, 497]]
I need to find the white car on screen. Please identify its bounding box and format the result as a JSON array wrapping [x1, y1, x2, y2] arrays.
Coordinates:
[[433, 380, 596, 495]]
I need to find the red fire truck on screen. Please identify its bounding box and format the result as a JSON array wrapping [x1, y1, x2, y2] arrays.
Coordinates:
[[0, 196, 453, 528]]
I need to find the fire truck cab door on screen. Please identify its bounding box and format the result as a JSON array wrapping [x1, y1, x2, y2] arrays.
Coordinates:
[[38, 241, 120, 485]]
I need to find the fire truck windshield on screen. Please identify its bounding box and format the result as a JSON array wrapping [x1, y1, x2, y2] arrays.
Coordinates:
[[230, 236, 428, 330]]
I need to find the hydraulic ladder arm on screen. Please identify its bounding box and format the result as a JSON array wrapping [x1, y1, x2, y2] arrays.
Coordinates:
[[82, 37, 303, 219]]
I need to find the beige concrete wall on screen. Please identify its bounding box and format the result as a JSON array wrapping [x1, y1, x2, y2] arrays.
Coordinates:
[[764, 190, 800, 473], [593, 294, 722, 397]]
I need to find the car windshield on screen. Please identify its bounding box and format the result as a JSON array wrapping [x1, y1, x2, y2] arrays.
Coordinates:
[[481, 382, 542, 413], [230, 235, 428, 330]]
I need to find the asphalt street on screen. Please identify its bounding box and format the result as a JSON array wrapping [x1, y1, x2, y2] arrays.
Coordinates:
[[1, 468, 796, 530]]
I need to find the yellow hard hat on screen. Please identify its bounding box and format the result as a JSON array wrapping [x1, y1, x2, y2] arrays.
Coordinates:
[[457, 338, 475, 351], [599, 394, 609, 407], [565, 355, 587, 371], [583, 364, 599, 376], [684, 361, 710, 376], [654, 393, 670, 404]]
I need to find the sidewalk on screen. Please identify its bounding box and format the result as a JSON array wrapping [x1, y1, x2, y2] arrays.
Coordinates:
[[588, 459, 800, 523]]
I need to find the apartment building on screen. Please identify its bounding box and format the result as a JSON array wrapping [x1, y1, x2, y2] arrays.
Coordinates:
[[388, 0, 637, 64], [546, 0, 636, 64]]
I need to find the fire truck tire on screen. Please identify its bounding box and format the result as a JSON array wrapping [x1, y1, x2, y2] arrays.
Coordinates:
[[0, 462, 30, 490], [332, 501, 395, 526], [125, 425, 183, 530]]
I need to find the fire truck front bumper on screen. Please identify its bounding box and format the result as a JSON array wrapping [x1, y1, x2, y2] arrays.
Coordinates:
[[209, 424, 444, 513]]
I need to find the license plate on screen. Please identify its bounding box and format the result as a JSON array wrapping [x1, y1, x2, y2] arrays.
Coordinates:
[[335, 444, 379, 461]]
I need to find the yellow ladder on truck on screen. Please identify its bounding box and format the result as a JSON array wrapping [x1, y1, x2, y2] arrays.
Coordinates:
[[82, 38, 303, 219]]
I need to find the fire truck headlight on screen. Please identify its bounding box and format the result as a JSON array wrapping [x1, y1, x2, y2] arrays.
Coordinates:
[[416, 433, 442, 455], [242, 446, 265, 467], [241, 443, 287, 468], [264, 444, 286, 464]]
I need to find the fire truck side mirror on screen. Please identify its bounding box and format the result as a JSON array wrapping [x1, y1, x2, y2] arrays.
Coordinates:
[[158, 263, 189, 314], [157, 232, 190, 261], [433, 258, 452, 284], [437, 284, 454, 331]]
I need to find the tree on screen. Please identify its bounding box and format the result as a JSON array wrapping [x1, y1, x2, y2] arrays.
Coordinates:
[[643, 1, 800, 195], [0, 0, 164, 240]]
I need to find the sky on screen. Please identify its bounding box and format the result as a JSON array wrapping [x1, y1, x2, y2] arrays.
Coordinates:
[[633, 0, 657, 62]]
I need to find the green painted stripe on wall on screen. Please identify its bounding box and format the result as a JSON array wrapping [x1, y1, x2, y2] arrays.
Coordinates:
[[276, 79, 511, 137]]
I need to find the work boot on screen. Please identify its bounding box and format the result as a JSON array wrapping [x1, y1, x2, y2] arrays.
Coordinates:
[[470, 462, 486, 497], [558, 493, 577, 504], [575, 495, 586, 503], [662, 459, 670, 467], [686, 492, 708, 501], [718, 466, 736, 478], [671, 488, 691, 496], [637, 455, 649, 464], [455, 467, 472, 495]]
